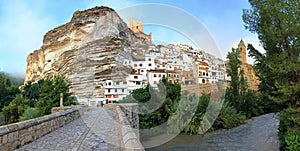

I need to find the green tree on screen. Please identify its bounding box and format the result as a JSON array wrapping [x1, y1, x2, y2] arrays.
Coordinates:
[[0, 72, 20, 111], [243, 0, 300, 150], [36, 75, 76, 115], [225, 48, 262, 118], [225, 48, 248, 111], [243, 0, 300, 109], [131, 84, 151, 103], [22, 80, 44, 107], [2, 95, 28, 124]]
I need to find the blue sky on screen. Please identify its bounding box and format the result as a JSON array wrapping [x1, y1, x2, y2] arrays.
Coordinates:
[[0, 0, 263, 75]]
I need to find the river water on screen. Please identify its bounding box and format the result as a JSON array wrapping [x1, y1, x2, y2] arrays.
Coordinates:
[[145, 113, 279, 151]]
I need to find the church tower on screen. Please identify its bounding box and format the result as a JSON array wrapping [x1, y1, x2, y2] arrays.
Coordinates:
[[238, 39, 247, 64]]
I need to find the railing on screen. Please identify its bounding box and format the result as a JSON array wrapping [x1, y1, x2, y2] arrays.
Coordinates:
[[116, 103, 144, 150], [0, 105, 87, 151]]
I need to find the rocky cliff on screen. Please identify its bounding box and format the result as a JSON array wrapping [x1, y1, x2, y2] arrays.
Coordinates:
[[25, 6, 142, 100]]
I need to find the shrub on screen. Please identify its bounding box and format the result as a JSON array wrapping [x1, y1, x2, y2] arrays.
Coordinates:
[[213, 102, 246, 129], [19, 108, 41, 121], [279, 108, 300, 150], [2, 95, 28, 124], [284, 133, 300, 151]]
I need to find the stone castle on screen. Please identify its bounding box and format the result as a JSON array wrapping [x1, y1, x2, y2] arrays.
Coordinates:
[[128, 17, 152, 44]]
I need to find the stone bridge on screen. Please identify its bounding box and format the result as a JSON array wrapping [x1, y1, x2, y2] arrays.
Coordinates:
[[0, 104, 144, 151]]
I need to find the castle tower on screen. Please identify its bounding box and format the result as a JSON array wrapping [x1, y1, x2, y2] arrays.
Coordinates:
[[238, 39, 247, 64], [128, 17, 152, 44], [129, 17, 144, 33]]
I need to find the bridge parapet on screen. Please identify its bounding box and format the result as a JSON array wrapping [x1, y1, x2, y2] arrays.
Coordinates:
[[116, 103, 144, 150], [0, 105, 87, 151]]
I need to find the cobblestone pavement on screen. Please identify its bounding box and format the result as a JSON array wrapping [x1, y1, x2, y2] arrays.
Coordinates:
[[15, 107, 122, 151]]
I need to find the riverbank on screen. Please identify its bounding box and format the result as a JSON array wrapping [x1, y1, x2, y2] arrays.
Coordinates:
[[146, 113, 279, 151]]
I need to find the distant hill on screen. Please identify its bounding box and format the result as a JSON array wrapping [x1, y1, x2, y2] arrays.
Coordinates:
[[2, 72, 24, 87]]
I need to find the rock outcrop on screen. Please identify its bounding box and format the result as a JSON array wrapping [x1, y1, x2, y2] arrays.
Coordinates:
[[25, 6, 144, 100]]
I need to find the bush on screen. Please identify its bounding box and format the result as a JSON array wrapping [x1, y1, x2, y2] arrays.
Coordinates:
[[2, 95, 28, 124], [279, 108, 300, 150], [213, 102, 246, 129], [183, 94, 209, 135], [284, 133, 300, 151], [19, 108, 41, 121]]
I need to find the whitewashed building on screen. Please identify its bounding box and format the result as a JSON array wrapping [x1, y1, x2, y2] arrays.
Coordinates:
[[147, 70, 167, 87], [104, 80, 129, 103]]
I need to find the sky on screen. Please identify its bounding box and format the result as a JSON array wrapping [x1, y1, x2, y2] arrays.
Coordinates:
[[0, 0, 263, 76]]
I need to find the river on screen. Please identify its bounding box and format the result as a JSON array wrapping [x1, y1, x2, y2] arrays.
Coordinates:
[[145, 113, 280, 151]]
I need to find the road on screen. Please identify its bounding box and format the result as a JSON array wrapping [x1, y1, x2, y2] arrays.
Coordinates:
[[16, 107, 122, 151]]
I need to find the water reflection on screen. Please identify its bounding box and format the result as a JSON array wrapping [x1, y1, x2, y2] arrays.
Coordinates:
[[145, 113, 279, 151]]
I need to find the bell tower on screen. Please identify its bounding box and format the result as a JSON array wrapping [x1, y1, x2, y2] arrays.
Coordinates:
[[238, 39, 247, 64]]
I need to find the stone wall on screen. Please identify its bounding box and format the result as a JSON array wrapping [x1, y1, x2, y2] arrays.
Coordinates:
[[0, 106, 86, 151], [51, 105, 88, 114], [119, 103, 139, 129], [116, 104, 144, 150]]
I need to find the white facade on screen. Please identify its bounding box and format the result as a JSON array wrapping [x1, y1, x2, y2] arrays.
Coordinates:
[[127, 74, 147, 92], [147, 70, 167, 87], [104, 80, 129, 103]]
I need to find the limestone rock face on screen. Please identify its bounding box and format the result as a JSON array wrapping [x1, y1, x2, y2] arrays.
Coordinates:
[[25, 6, 141, 100]]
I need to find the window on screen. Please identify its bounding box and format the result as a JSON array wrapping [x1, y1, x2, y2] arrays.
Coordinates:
[[168, 74, 171, 77], [206, 73, 208, 76], [134, 76, 138, 79], [154, 81, 157, 84], [141, 70, 144, 73], [154, 74, 157, 77], [134, 64, 137, 67], [136, 81, 141, 85], [148, 63, 152, 66], [108, 89, 111, 93], [125, 61, 127, 64], [122, 89, 125, 92], [163, 75, 166, 78], [123, 82, 127, 84], [158, 74, 161, 78], [202, 79, 205, 83], [116, 82, 119, 85], [139, 63, 143, 67], [203, 72, 205, 76], [108, 82, 111, 86], [115, 89, 117, 92], [148, 58, 151, 61]]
